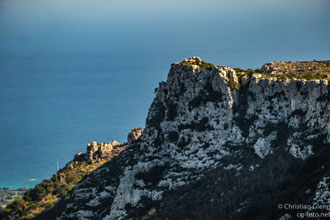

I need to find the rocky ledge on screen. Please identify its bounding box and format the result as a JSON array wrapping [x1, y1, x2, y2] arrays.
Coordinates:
[[127, 128, 143, 145], [262, 60, 330, 78]]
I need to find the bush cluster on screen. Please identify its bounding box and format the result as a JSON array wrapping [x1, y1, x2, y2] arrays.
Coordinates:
[[179, 60, 215, 70], [0, 160, 98, 219]]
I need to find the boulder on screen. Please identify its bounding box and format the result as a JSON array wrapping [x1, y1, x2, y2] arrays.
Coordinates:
[[73, 152, 84, 161], [127, 128, 143, 145], [85, 140, 121, 161], [111, 140, 120, 147], [85, 141, 99, 160]]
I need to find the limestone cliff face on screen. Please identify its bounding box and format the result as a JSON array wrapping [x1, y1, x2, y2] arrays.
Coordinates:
[[38, 57, 330, 220], [144, 57, 328, 161]]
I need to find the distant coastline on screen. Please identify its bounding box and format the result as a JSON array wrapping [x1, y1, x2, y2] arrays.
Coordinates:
[[0, 187, 28, 208]]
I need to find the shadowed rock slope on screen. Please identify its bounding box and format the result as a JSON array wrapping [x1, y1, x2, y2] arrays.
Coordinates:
[[36, 57, 330, 219]]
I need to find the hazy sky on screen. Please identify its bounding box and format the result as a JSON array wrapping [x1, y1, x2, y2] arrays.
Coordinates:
[[0, 0, 329, 66]]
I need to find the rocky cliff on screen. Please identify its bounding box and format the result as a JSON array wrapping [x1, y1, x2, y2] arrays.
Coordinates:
[[36, 57, 329, 220]]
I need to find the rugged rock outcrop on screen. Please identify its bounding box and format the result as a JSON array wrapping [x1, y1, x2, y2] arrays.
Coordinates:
[[84, 140, 121, 161], [262, 60, 330, 76], [36, 57, 330, 220], [127, 128, 143, 145]]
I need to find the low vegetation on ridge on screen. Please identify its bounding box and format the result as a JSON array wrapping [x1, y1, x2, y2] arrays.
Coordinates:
[[0, 144, 126, 220], [179, 57, 330, 81], [234, 68, 329, 81], [178, 58, 216, 70], [0, 160, 101, 219], [0, 188, 27, 209]]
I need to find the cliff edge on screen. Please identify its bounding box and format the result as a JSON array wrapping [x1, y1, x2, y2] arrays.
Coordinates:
[[14, 57, 330, 219]]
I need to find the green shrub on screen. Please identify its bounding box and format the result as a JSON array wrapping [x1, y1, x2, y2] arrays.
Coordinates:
[[233, 68, 244, 73], [31, 185, 47, 201], [246, 69, 255, 76], [53, 184, 70, 196], [228, 77, 239, 90], [179, 60, 215, 70], [66, 171, 81, 184], [255, 68, 265, 73]]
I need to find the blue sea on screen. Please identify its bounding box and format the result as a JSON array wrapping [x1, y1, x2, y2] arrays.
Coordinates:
[[0, 0, 329, 188]]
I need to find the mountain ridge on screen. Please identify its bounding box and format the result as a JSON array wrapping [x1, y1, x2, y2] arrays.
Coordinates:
[[3, 57, 330, 220]]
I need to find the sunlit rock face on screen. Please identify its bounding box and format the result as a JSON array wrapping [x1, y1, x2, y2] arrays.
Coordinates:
[[37, 58, 329, 220], [127, 128, 143, 145], [84, 140, 121, 161]]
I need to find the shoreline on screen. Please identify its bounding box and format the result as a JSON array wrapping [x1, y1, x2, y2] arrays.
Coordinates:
[[0, 187, 28, 208]]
